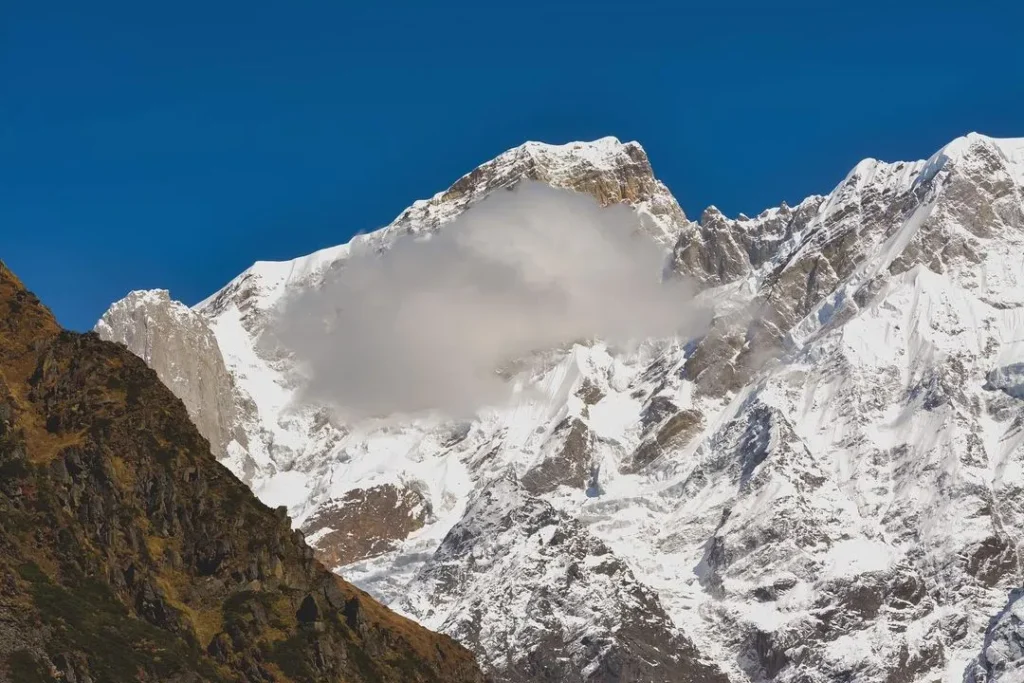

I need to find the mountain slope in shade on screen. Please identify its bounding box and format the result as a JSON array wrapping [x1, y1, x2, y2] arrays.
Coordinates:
[[0, 262, 486, 683], [96, 133, 1024, 682]]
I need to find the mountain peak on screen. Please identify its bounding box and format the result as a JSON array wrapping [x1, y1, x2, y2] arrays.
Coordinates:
[[518, 135, 628, 149], [195, 133, 687, 328], [512, 136, 645, 163], [383, 134, 680, 246], [933, 131, 1024, 173]]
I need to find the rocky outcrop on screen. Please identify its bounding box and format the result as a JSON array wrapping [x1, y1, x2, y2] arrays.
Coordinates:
[[301, 484, 431, 569], [0, 262, 485, 683], [671, 199, 823, 289], [625, 402, 703, 473], [95, 289, 252, 474], [390, 137, 689, 246], [521, 418, 593, 494]]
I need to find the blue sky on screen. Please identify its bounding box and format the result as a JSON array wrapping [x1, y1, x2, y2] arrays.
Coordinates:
[[3, 1, 1022, 330]]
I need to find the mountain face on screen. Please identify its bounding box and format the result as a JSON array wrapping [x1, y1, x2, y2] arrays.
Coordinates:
[[0, 263, 486, 683], [96, 133, 1024, 682]]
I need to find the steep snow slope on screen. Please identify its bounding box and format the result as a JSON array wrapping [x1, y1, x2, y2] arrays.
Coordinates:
[[97, 133, 1024, 683]]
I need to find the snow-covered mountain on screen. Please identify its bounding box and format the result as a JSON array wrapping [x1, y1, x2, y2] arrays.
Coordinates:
[[97, 133, 1024, 682]]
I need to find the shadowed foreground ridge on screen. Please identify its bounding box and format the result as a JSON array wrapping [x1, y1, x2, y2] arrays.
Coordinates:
[[0, 261, 486, 682]]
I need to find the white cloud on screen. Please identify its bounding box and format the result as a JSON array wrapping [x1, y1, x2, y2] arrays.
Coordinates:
[[272, 182, 708, 418]]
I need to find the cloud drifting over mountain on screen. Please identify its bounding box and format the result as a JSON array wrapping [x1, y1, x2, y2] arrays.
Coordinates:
[[274, 182, 708, 418]]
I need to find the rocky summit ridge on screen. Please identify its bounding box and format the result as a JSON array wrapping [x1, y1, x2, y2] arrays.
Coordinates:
[[96, 133, 1024, 682]]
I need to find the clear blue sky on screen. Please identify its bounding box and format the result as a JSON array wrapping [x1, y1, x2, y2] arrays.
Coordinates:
[[3, 1, 1022, 330]]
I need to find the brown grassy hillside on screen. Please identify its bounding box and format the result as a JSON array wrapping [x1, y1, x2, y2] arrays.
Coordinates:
[[0, 262, 486, 683]]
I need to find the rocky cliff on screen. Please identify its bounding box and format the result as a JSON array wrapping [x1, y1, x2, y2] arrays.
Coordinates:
[[0, 262, 486, 683], [95, 289, 256, 477]]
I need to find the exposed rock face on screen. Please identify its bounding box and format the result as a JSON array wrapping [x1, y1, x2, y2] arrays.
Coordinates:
[[301, 484, 431, 569], [97, 133, 1024, 683], [625, 404, 703, 473], [521, 418, 593, 495], [0, 263, 485, 683], [95, 290, 253, 477], [389, 137, 688, 246]]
